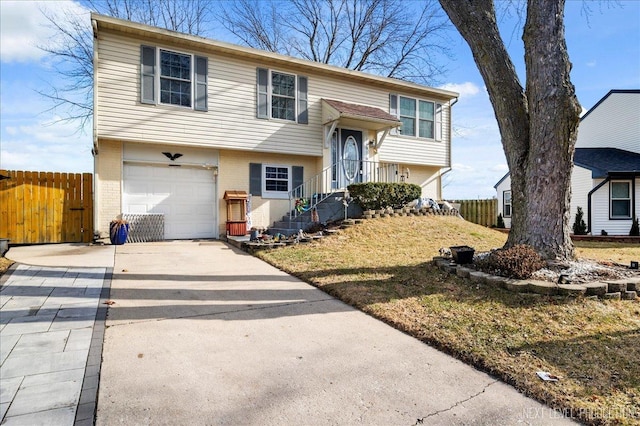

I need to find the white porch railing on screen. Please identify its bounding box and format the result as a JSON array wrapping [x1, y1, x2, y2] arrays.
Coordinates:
[[288, 161, 402, 224]]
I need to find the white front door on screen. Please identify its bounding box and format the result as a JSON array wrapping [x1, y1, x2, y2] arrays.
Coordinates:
[[331, 129, 363, 189]]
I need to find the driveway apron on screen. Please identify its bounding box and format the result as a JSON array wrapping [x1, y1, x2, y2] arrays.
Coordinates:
[[97, 241, 573, 425]]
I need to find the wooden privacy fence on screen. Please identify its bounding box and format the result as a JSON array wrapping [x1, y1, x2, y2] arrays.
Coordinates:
[[454, 199, 497, 227], [0, 170, 94, 244]]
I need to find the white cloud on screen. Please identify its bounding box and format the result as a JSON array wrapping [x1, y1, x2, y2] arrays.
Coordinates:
[[490, 164, 508, 172], [0, 1, 89, 63], [439, 82, 481, 98], [586, 60, 597, 68]]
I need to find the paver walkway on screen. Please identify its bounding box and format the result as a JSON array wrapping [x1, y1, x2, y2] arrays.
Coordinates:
[[0, 264, 109, 425]]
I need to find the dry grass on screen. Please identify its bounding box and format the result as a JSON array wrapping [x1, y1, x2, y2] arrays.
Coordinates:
[[258, 216, 640, 425], [0, 257, 14, 277]]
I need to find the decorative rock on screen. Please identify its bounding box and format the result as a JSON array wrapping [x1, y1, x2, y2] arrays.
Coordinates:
[[603, 292, 622, 300], [363, 214, 373, 220], [456, 267, 471, 278], [622, 291, 637, 300], [468, 271, 491, 284], [626, 279, 640, 292], [504, 279, 529, 293], [605, 281, 627, 293], [557, 284, 587, 297], [485, 275, 507, 289], [582, 282, 608, 297], [527, 280, 559, 296]]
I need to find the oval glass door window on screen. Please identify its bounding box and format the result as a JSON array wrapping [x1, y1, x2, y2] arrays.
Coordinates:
[[342, 136, 359, 181]]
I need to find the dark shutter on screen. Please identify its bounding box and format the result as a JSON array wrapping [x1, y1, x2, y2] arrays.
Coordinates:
[[292, 166, 304, 197], [297, 76, 308, 124], [256, 68, 269, 119], [141, 45, 156, 104], [435, 103, 442, 141], [249, 163, 262, 196], [194, 56, 208, 111], [389, 94, 398, 135]]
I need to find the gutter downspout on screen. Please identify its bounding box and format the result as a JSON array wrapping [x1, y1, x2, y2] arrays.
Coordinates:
[[587, 176, 610, 235], [440, 97, 458, 200], [92, 18, 99, 238]]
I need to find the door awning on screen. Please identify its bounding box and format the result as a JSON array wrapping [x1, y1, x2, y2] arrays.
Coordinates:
[[322, 99, 401, 131]]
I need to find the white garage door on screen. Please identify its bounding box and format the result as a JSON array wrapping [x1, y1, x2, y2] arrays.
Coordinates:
[[123, 164, 216, 239]]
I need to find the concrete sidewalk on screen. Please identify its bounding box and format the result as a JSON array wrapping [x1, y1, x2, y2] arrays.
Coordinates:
[[97, 241, 573, 425], [0, 244, 114, 425]]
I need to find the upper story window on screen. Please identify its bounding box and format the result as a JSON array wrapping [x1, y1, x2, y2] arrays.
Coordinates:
[[140, 45, 208, 111], [610, 180, 632, 219], [390, 94, 442, 140], [160, 50, 192, 107], [257, 68, 308, 124]]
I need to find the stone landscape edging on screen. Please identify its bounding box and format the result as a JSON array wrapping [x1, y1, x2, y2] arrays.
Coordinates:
[[433, 256, 639, 300]]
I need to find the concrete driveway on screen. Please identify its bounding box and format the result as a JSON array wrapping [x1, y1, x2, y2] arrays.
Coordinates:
[[97, 241, 572, 425]]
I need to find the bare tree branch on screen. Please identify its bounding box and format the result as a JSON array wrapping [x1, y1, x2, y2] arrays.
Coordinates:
[[220, 0, 451, 84], [38, 0, 215, 131]]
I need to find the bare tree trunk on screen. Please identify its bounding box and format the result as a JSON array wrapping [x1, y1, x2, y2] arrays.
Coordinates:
[[439, 0, 581, 260]]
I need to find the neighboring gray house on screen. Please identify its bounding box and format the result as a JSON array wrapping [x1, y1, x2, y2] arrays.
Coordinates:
[[495, 89, 640, 235]]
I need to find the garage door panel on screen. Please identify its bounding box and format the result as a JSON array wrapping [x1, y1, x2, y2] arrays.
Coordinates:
[[123, 164, 216, 239]]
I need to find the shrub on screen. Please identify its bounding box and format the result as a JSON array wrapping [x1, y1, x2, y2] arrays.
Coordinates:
[[496, 213, 505, 228], [348, 182, 421, 211], [572, 206, 588, 235], [630, 216, 640, 236], [476, 244, 545, 280]]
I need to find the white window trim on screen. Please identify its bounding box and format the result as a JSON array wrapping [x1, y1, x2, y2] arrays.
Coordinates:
[[610, 180, 632, 219], [157, 47, 194, 109], [262, 164, 291, 199], [503, 190, 512, 218], [269, 69, 298, 122], [393, 95, 441, 141]]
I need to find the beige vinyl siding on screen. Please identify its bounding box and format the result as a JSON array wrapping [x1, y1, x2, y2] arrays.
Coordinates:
[[96, 31, 451, 166], [591, 178, 640, 235], [569, 166, 592, 231], [378, 104, 450, 166], [405, 165, 444, 199], [576, 92, 640, 154], [217, 150, 321, 236]]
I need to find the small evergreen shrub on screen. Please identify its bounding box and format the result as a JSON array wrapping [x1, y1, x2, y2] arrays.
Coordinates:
[[496, 213, 505, 228], [572, 207, 588, 235], [348, 182, 421, 211], [630, 216, 640, 236], [476, 244, 545, 280]]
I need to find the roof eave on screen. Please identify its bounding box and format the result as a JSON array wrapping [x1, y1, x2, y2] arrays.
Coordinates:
[[91, 13, 459, 100]]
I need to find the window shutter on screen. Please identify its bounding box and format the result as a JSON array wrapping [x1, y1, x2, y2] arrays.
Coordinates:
[[389, 94, 398, 135], [249, 163, 262, 196], [297, 76, 308, 124], [141, 45, 156, 104], [194, 56, 208, 111], [256, 68, 269, 119], [435, 103, 443, 141], [292, 166, 304, 198]]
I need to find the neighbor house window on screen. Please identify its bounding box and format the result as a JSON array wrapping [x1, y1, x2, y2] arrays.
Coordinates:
[[610, 181, 631, 219], [256, 68, 308, 123], [264, 165, 290, 194], [390, 94, 442, 140], [503, 191, 512, 218], [160, 50, 192, 107], [140, 45, 208, 111]]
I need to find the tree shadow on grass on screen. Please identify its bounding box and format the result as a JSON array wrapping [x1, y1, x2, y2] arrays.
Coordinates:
[[291, 262, 582, 309]]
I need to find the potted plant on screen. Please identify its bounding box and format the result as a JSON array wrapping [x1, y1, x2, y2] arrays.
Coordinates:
[[109, 218, 129, 245], [449, 245, 475, 264]]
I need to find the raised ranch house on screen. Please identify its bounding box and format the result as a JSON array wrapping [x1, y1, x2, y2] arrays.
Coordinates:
[[92, 14, 458, 240], [495, 89, 640, 235]]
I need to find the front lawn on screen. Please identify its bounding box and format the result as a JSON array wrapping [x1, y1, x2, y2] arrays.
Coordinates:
[[258, 216, 640, 425]]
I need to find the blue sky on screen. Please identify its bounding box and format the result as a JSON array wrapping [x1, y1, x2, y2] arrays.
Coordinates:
[[1, 0, 639, 199]]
